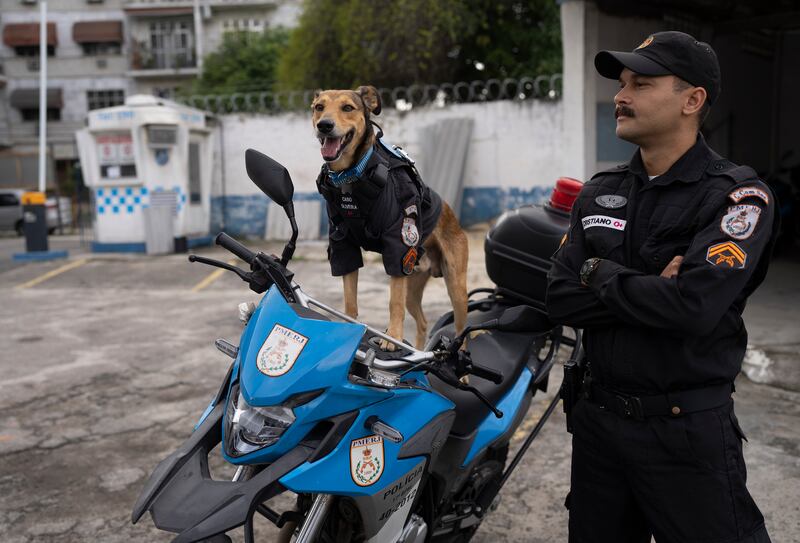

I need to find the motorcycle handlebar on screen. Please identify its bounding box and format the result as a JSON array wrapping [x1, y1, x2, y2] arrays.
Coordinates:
[[215, 232, 256, 265], [469, 361, 504, 384]]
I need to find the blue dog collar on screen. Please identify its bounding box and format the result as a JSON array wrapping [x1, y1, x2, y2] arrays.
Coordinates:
[[327, 147, 374, 187]]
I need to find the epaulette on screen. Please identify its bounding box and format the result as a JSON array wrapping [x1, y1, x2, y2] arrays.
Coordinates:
[[706, 159, 759, 184], [590, 162, 629, 180]]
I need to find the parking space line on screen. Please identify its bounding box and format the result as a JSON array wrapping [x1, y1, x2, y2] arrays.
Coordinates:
[[192, 259, 238, 292], [15, 258, 89, 290]]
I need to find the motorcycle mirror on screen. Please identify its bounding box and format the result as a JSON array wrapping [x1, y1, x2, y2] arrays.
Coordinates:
[[496, 305, 552, 333], [245, 149, 295, 208]]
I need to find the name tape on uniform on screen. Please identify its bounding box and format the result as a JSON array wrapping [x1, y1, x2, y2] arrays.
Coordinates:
[[729, 186, 769, 205], [582, 215, 627, 231]]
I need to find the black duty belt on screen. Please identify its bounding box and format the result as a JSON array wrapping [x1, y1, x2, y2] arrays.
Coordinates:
[[584, 378, 734, 420]]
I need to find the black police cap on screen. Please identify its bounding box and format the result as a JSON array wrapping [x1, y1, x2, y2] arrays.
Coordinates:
[[595, 31, 721, 105]]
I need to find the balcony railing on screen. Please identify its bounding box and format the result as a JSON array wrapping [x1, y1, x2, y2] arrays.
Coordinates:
[[130, 41, 196, 70]]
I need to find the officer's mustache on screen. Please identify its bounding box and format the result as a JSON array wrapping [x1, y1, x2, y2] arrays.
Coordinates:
[[615, 106, 635, 119]]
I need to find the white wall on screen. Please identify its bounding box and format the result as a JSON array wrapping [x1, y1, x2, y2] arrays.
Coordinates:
[[213, 98, 566, 237], [219, 99, 566, 196]]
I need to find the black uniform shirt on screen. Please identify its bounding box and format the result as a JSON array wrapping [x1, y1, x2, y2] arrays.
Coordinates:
[[319, 144, 442, 277], [546, 135, 778, 394]]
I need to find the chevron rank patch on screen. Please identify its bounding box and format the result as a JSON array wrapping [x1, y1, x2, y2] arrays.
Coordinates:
[[706, 241, 747, 269], [720, 205, 761, 240], [729, 186, 769, 205]]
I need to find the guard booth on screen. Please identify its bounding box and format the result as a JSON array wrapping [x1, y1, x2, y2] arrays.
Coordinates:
[[76, 95, 215, 253]]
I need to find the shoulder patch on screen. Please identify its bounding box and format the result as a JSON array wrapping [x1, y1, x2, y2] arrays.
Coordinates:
[[729, 186, 769, 205], [720, 205, 761, 240], [706, 241, 747, 269]]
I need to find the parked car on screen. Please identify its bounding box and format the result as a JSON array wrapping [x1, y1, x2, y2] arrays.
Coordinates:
[[0, 189, 72, 235]]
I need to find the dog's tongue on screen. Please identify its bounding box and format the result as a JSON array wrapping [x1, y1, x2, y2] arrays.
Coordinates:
[[321, 136, 341, 160]]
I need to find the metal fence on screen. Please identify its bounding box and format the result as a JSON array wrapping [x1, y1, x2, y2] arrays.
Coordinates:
[[179, 74, 563, 114]]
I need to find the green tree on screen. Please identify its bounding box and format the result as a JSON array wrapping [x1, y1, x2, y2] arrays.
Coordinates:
[[453, 0, 562, 81], [277, 0, 472, 90], [190, 28, 290, 95], [277, 0, 561, 91]]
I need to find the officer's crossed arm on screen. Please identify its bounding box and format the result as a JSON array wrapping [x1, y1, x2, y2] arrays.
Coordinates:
[[546, 200, 621, 327], [585, 183, 776, 335]]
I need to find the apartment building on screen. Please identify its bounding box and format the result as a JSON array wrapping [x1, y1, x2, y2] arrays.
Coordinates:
[[0, 0, 300, 190]]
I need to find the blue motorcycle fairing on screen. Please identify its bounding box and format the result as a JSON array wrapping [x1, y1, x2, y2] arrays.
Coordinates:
[[280, 386, 454, 496], [240, 287, 366, 406], [221, 287, 401, 464], [461, 367, 532, 466]]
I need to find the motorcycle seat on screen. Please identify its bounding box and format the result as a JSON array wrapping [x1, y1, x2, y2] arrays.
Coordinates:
[[427, 312, 536, 436]]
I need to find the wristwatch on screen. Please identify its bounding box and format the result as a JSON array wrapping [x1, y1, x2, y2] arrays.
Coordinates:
[[580, 257, 602, 286]]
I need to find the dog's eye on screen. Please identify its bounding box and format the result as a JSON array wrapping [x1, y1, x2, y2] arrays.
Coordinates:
[[342, 104, 355, 112], [314, 104, 324, 112]]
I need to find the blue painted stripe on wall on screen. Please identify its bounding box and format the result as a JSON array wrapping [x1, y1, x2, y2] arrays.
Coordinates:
[[211, 192, 327, 238], [459, 186, 552, 226], [211, 186, 553, 238]]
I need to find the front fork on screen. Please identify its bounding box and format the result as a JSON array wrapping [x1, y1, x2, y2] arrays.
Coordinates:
[[294, 494, 334, 543]]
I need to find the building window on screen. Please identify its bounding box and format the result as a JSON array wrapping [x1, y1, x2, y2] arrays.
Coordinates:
[[87, 90, 125, 111], [223, 18, 268, 33], [20, 108, 61, 121], [147, 19, 194, 69], [14, 45, 55, 57], [81, 42, 121, 56]]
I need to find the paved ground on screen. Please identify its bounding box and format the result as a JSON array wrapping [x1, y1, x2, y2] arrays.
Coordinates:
[[0, 230, 798, 542]]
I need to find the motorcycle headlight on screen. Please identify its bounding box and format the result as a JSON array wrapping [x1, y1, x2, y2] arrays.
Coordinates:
[[224, 384, 322, 457]]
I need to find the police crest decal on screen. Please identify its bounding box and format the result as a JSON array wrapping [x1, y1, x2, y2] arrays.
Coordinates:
[[256, 324, 308, 377], [350, 435, 385, 487], [720, 205, 761, 240]]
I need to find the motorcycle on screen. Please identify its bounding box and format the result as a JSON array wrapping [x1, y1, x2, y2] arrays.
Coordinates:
[[132, 149, 580, 543]]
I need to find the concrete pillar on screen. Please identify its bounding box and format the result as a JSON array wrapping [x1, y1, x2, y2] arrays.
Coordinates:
[[560, 0, 598, 182]]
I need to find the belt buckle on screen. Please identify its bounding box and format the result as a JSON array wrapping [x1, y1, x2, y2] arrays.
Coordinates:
[[614, 393, 644, 420]]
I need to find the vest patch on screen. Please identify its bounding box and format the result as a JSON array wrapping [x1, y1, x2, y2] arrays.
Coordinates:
[[582, 215, 627, 231]]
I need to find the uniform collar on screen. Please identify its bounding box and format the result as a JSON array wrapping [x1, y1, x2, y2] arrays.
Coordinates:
[[327, 146, 374, 187], [629, 133, 712, 186]]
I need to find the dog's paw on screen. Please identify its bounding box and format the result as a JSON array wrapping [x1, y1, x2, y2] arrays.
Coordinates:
[[379, 337, 398, 352]]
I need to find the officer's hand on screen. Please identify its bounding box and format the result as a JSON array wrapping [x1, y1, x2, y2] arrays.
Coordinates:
[[660, 255, 684, 278]]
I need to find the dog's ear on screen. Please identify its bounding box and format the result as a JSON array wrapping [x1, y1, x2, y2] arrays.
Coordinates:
[[356, 85, 381, 116], [312, 89, 322, 104]]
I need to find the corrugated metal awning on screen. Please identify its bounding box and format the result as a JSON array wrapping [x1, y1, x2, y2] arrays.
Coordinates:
[[72, 21, 123, 44], [9, 88, 64, 109], [2, 23, 58, 47]]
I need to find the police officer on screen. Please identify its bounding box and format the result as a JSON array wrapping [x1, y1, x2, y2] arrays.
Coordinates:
[[547, 31, 776, 543]]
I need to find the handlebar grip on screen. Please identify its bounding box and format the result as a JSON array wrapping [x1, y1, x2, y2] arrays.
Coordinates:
[[469, 362, 503, 385], [215, 232, 256, 265]]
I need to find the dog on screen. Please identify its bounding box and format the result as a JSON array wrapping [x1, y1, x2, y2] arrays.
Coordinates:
[[312, 86, 468, 350]]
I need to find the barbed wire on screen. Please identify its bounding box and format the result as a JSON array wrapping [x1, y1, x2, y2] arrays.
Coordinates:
[[179, 74, 562, 114]]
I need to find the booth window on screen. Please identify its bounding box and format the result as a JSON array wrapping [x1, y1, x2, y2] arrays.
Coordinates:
[[87, 90, 125, 111], [97, 132, 136, 180], [188, 142, 202, 204]]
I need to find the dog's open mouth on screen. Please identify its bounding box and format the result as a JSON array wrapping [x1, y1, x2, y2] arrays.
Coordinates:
[[319, 130, 354, 162]]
